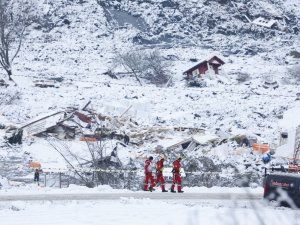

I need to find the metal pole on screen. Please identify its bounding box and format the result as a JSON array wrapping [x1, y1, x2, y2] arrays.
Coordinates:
[[264, 168, 267, 177], [44, 174, 47, 187], [59, 172, 62, 189]]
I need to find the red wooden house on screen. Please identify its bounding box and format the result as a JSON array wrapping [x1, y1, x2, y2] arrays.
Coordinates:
[[183, 55, 225, 79]]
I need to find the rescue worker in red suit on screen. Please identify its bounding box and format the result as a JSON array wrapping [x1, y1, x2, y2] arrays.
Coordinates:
[[171, 156, 184, 193], [144, 156, 156, 191], [155, 156, 168, 192]]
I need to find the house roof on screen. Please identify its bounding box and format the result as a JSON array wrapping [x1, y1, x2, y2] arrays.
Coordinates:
[[192, 134, 218, 144], [167, 134, 218, 150], [21, 111, 65, 136], [183, 55, 225, 74], [252, 17, 277, 28]]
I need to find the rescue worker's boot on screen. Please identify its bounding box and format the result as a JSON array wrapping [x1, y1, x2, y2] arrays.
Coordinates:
[[178, 185, 184, 193], [149, 187, 155, 192], [170, 189, 176, 193], [178, 186, 183, 193], [162, 189, 168, 192]]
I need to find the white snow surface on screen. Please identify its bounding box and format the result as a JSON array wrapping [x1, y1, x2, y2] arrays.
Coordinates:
[[0, 0, 298, 188], [1, 198, 298, 225], [0, 185, 288, 225], [278, 107, 300, 129], [0, 176, 10, 189], [0, 0, 299, 189], [0, 1, 300, 224], [0, 185, 297, 225], [276, 107, 300, 158], [0, 184, 263, 195]]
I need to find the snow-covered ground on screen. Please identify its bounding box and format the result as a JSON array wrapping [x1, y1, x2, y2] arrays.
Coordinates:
[[0, 185, 278, 225], [0, 185, 296, 225], [1, 1, 299, 151], [0, 184, 263, 195], [0, 197, 299, 225], [0, 0, 300, 224]]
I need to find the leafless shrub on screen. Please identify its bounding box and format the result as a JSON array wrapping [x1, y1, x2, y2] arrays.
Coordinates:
[[143, 50, 172, 86], [236, 72, 251, 83], [290, 50, 300, 59], [288, 64, 300, 82], [45, 113, 124, 187], [116, 50, 172, 86], [187, 78, 207, 88], [0, 87, 20, 105], [117, 50, 144, 86]]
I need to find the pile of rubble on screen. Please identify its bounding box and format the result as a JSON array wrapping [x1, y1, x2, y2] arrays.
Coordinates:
[[0, 100, 276, 187], [2, 100, 266, 159]]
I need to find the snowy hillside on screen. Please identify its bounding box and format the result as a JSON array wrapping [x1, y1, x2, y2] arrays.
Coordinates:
[[0, 0, 300, 188]]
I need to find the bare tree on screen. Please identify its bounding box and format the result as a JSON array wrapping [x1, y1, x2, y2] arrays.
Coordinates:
[[45, 110, 123, 187], [144, 50, 172, 86], [117, 50, 144, 86], [116, 50, 172, 86], [46, 137, 90, 185], [0, 0, 34, 81]]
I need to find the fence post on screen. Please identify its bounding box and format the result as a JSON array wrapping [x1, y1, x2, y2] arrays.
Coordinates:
[[123, 171, 125, 189], [264, 168, 267, 177], [59, 172, 62, 188], [44, 173, 47, 187]]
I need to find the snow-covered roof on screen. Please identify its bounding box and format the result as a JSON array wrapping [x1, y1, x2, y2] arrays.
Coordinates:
[[252, 17, 277, 28], [167, 133, 218, 149], [183, 53, 225, 74], [192, 134, 218, 144], [20, 111, 64, 128], [22, 111, 65, 136]]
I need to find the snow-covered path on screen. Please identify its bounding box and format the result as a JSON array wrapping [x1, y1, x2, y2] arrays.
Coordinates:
[[0, 186, 297, 225], [0, 198, 298, 225], [0, 192, 262, 201]]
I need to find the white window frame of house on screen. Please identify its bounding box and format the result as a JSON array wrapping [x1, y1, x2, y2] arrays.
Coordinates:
[[207, 62, 214, 75], [192, 69, 199, 77]]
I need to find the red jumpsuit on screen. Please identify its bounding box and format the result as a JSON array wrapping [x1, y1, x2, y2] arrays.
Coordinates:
[[155, 159, 166, 191], [144, 159, 155, 191], [171, 159, 182, 192]]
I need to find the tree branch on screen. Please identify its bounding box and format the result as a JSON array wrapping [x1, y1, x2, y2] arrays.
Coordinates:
[[11, 26, 25, 62], [45, 136, 89, 184]]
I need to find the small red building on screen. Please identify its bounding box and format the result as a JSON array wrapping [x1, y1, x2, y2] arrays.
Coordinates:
[[183, 55, 225, 79]]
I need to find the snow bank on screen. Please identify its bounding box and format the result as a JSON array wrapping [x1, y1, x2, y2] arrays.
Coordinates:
[[0, 197, 297, 225], [278, 107, 300, 129], [0, 176, 11, 190], [276, 106, 300, 158], [0, 183, 263, 196]]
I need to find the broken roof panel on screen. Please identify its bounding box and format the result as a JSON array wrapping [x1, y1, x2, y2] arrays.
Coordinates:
[[21, 111, 65, 136], [167, 133, 219, 150], [252, 17, 277, 28], [192, 134, 218, 145]]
